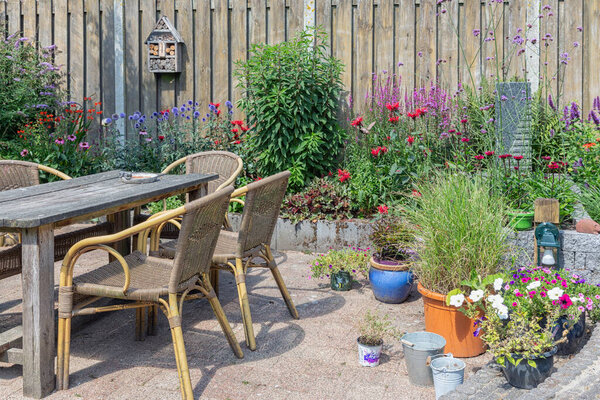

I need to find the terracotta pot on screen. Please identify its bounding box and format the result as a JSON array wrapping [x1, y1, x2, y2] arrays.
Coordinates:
[[417, 282, 486, 358]]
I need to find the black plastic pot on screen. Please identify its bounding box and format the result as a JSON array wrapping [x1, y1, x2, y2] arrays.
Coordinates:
[[552, 313, 586, 355], [501, 347, 556, 389]]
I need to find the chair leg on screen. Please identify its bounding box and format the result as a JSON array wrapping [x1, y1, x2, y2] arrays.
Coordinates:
[[164, 294, 194, 400], [147, 305, 158, 336], [135, 307, 146, 341], [209, 269, 220, 298], [200, 274, 244, 359], [56, 317, 73, 390], [233, 258, 256, 351], [265, 245, 299, 319]]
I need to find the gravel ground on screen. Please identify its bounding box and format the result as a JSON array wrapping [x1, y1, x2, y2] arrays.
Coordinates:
[[0, 247, 492, 399]]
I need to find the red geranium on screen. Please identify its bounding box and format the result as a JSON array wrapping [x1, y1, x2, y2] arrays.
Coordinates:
[[338, 169, 351, 183], [485, 151, 494, 156], [407, 136, 415, 145], [351, 116, 363, 127], [386, 102, 400, 112], [388, 116, 400, 123], [377, 205, 389, 214]]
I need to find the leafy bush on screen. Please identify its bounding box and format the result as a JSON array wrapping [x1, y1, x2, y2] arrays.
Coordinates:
[[406, 173, 509, 294], [235, 29, 345, 189], [280, 177, 352, 223], [309, 247, 370, 280], [579, 185, 600, 222], [0, 33, 61, 139]]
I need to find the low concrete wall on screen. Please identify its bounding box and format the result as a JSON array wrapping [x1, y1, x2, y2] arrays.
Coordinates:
[[229, 215, 600, 283]]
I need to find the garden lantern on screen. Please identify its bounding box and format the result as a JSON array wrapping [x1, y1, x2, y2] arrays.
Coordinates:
[[535, 222, 561, 269], [145, 16, 184, 73]]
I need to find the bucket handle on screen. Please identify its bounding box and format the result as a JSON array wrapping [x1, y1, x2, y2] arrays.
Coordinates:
[[426, 352, 453, 366], [400, 339, 415, 347]]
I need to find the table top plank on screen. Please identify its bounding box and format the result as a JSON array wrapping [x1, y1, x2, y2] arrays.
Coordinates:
[[0, 171, 217, 228]]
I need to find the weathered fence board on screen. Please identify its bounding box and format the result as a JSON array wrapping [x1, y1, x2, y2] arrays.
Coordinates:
[[0, 0, 597, 129]]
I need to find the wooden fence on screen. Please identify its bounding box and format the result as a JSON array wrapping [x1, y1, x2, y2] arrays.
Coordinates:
[[0, 0, 598, 139]]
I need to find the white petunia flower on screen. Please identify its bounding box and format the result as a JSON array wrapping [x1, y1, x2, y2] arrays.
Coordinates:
[[449, 294, 465, 308], [493, 278, 504, 291], [547, 287, 564, 300], [487, 294, 504, 307], [496, 304, 509, 320], [468, 290, 484, 302], [526, 281, 541, 291]]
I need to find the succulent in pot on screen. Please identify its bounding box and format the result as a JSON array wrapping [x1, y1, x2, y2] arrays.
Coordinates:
[[356, 310, 395, 367], [309, 247, 370, 291], [369, 215, 415, 303]]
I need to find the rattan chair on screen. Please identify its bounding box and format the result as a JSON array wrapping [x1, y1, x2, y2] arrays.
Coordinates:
[[56, 187, 243, 399], [133, 151, 244, 236], [159, 171, 299, 351], [0, 160, 112, 280]]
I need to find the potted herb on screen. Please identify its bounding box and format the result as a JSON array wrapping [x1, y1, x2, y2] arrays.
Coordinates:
[[310, 247, 370, 291], [406, 173, 509, 357], [357, 310, 395, 367], [369, 215, 415, 303]]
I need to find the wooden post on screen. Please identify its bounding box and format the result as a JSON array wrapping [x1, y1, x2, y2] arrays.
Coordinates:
[[533, 198, 560, 264], [21, 225, 55, 398]]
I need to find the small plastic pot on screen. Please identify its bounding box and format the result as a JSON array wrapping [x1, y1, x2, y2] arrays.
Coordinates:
[[330, 270, 352, 291], [507, 210, 535, 231], [501, 347, 556, 389], [357, 337, 383, 367]]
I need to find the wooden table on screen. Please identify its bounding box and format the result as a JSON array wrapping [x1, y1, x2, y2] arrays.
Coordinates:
[[0, 170, 217, 398]]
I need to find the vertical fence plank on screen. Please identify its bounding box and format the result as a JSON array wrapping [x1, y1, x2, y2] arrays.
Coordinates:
[[140, 0, 157, 116], [195, 0, 211, 111], [124, 0, 140, 137], [415, 0, 436, 84], [176, 0, 194, 107], [396, 0, 415, 90], [437, 0, 458, 91], [355, 0, 373, 109], [85, 0, 101, 102], [250, 0, 266, 45], [100, 0, 115, 123], [231, 0, 247, 117], [540, 0, 558, 100], [374, 0, 393, 77], [158, 0, 176, 111], [505, 0, 526, 82], [0, 2, 5, 36], [269, 0, 285, 43], [7, 0, 20, 35], [332, 0, 352, 103], [38, 0, 52, 48], [54, 0, 68, 93], [287, 0, 304, 39], [315, 0, 332, 55], [22, 0, 35, 41], [213, 0, 229, 104], [561, 0, 583, 106], [69, 0, 84, 102], [459, 0, 480, 88], [582, 0, 598, 111]]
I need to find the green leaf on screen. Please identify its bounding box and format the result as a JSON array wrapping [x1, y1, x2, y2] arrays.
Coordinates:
[[527, 359, 537, 368], [445, 289, 463, 306]]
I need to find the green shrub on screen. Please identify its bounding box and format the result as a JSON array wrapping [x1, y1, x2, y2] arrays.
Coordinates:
[[235, 29, 345, 189], [280, 177, 352, 223], [406, 173, 509, 294], [580, 185, 600, 222], [0, 33, 61, 139]]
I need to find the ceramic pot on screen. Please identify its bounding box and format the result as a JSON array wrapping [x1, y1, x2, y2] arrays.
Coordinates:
[[369, 257, 414, 304], [501, 347, 556, 389], [417, 283, 486, 358]]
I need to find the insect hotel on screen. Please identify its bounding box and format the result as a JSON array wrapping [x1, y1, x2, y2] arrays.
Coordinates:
[[145, 16, 184, 73]]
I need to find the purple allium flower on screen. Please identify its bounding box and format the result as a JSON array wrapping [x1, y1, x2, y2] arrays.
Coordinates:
[[193, 111, 200, 118], [119, 112, 126, 118]]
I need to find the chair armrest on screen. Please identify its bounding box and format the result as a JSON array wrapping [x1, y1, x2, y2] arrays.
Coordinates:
[[161, 156, 187, 175]]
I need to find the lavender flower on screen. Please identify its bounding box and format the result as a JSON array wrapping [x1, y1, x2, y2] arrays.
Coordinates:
[[589, 110, 600, 125], [548, 94, 556, 111], [570, 102, 580, 120]]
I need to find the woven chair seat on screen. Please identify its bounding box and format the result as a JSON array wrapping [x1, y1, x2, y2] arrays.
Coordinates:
[[0, 222, 112, 281], [73, 251, 194, 302]]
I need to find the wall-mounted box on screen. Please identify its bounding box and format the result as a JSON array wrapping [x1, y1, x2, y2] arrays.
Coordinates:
[[144, 16, 184, 73]]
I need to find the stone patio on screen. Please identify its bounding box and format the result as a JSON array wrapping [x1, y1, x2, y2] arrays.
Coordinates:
[[0, 249, 493, 399]]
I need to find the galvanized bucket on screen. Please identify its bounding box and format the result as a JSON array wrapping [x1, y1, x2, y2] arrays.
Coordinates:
[[430, 353, 466, 399], [401, 331, 446, 387]]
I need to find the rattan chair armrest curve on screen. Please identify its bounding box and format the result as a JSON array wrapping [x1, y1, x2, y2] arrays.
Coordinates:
[[231, 186, 248, 198], [229, 198, 245, 207], [161, 156, 188, 175], [62, 205, 187, 267], [149, 218, 182, 253], [216, 157, 244, 191], [37, 164, 71, 180], [60, 244, 130, 294]]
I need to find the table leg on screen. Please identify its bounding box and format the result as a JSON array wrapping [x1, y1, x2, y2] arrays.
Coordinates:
[[112, 209, 132, 256], [188, 182, 208, 202], [21, 225, 55, 399]]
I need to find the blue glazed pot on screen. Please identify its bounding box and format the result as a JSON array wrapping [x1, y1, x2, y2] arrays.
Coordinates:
[[369, 257, 414, 304]]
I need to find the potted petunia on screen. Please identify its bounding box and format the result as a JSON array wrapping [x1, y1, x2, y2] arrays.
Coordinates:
[[368, 214, 416, 303], [406, 173, 510, 357], [310, 247, 370, 291]]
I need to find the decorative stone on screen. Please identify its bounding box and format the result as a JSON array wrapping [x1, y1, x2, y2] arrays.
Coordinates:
[[495, 82, 532, 168], [576, 218, 600, 234]]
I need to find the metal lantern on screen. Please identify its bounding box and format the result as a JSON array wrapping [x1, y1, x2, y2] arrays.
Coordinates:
[[145, 16, 184, 73], [535, 222, 561, 269]]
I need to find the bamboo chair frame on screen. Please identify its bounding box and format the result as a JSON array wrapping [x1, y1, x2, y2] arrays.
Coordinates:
[[56, 190, 243, 399]]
